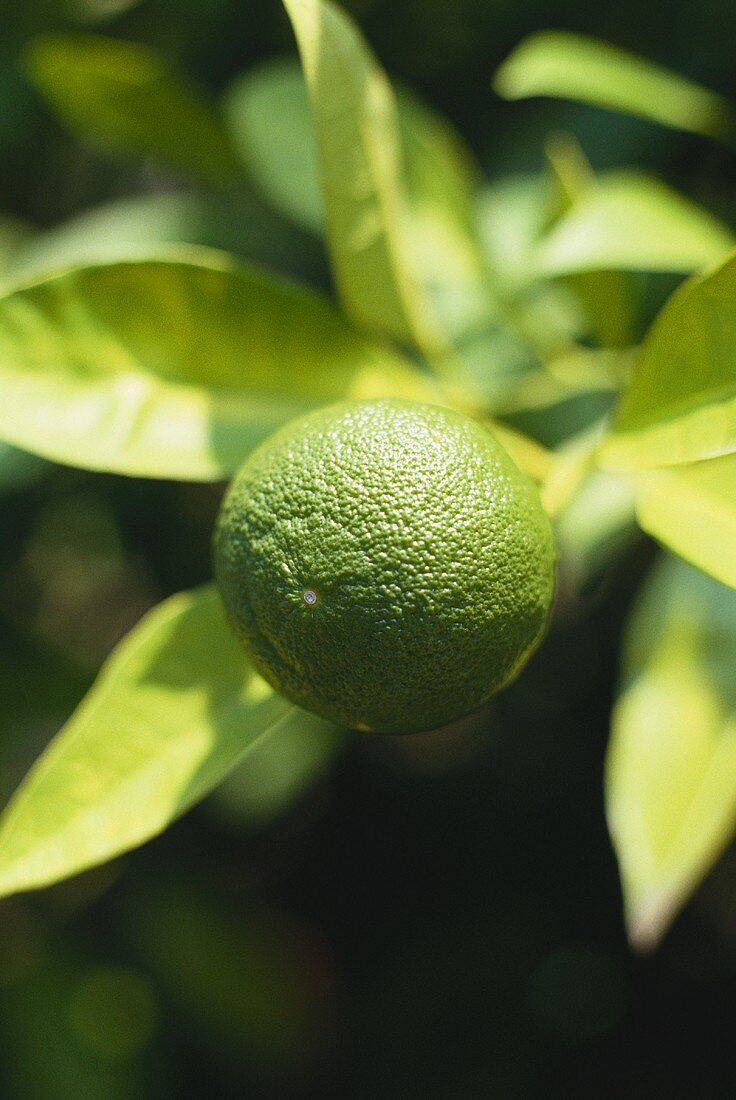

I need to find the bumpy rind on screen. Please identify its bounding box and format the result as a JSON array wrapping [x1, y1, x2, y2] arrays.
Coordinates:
[[214, 399, 555, 734]]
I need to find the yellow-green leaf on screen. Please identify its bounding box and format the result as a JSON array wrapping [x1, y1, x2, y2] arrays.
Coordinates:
[[225, 58, 488, 339], [281, 0, 444, 353], [26, 34, 240, 187], [636, 454, 736, 589], [0, 585, 341, 898], [0, 252, 431, 480], [599, 249, 736, 470], [606, 555, 736, 950], [494, 31, 736, 144], [542, 135, 635, 348], [536, 172, 734, 276]]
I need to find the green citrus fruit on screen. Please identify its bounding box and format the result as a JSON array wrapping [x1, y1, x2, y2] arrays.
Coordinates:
[[214, 399, 555, 734]]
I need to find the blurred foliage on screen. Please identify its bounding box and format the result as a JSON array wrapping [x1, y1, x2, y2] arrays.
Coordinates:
[[1, 0, 736, 1097]]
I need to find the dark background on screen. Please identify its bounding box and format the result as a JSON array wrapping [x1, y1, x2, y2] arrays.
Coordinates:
[[2, 1, 736, 1096]]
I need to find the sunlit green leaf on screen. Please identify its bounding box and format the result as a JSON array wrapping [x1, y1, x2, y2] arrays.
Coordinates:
[[26, 34, 240, 187], [544, 131, 595, 210], [636, 454, 736, 589], [536, 172, 734, 276], [606, 555, 736, 949], [281, 0, 444, 353], [599, 249, 736, 470], [0, 585, 342, 897], [225, 58, 488, 340], [475, 175, 552, 290], [0, 252, 432, 480], [494, 31, 736, 144], [542, 134, 635, 348]]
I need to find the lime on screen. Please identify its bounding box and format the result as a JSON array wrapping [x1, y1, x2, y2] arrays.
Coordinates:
[[214, 399, 555, 734]]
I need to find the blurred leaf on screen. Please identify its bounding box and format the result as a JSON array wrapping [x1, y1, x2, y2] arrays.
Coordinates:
[[0, 153, 45, 503], [224, 59, 323, 234], [225, 61, 489, 339], [68, 0, 147, 23], [9, 191, 323, 284], [0, 441, 47, 495], [475, 175, 552, 290], [489, 421, 553, 485], [544, 131, 595, 210], [474, 176, 589, 359], [600, 249, 736, 470], [211, 719, 344, 830], [0, 585, 342, 898], [635, 454, 736, 589], [0, 252, 432, 480], [495, 348, 624, 427], [281, 0, 444, 353], [566, 270, 635, 348], [0, 217, 35, 502], [26, 34, 240, 187], [543, 135, 635, 348], [494, 31, 736, 144], [122, 874, 327, 1065], [555, 469, 639, 587], [536, 172, 734, 276], [397, 87, 489, 339], [606, 555, 736, 949], [501, 388, 616, 450], [540, 428, 600, 519], [0, 214, 31, 276]]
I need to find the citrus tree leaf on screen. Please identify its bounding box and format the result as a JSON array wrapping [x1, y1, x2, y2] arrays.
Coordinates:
[[26, 34, 240, 187], [8, 192, 322, 284], [475, 175, 552, 290], [542, 135, 635, 348], [635, 454, 736, 589], [224, 59, 488, 338], [281, 0, 444, 353], [606, 555, 736, 950], [599, 250, 736, 470], [0, 442, 47, 495], [0, 252, 432, 480], [494, 31, 736, 144], [0, 214, 31, 279], [554, 469, 639, 588], [536, 172, 734, 276], [210, 718, 345, 830], [397, 87, 490, 340], [0, 585, 341, 898], [223, 59, 324, 234]]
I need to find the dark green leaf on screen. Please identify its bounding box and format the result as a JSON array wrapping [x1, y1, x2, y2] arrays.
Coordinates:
[[26, 34, 240, 186]]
